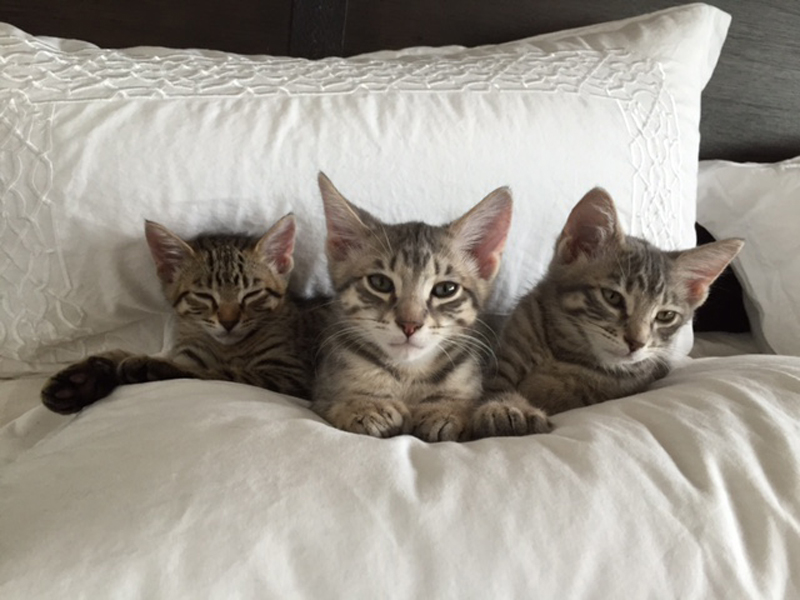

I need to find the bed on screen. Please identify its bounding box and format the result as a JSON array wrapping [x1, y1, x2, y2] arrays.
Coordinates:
[[1, 1, 799, 597]]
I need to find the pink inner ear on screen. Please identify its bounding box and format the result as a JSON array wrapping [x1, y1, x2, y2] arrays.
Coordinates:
[[321, 203, 369, 263], [686, 278, 709, 304], [145, 221, 191, 284], [676, 239, 744, 306], [258, 216, 296, 275], [557, 187, 621, 263], [325, 221, 363, 262], [683, 264, 729, 305], [273, 255, 292, 275], [455, 187, 513, 280], [472, 224, 508, 279], [318, 173, 369, 262]]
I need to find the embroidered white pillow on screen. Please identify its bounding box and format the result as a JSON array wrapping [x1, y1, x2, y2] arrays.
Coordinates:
[[0, 3, 730, 376], [697, 156, 800, 356]]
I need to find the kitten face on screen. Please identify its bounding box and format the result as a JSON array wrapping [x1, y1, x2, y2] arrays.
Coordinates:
[[553, 240, 692, 368], [336, 232, 484, 364], [168, 243, 287, 344], [145, 215, 296, 345], [318, 173, 512, 367], [548, 187, 743, 370]]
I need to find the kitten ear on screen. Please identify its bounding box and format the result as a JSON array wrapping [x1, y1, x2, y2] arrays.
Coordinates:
[[450, 186, 513, 280], [256, 213, 296, 275], [673, 238, 744, 307], [318, 172, 376, 261], [555, 187, 625, 263], [144, 220, 194, 284]]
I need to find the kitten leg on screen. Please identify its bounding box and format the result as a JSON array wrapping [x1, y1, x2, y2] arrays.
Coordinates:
[[517, 370, 605, 415], [411, 398, 473, 442], [315, 396, 412, 438], [41, 350, 133, 414], [41, 352, 201, 414], [471, 391, 552, 438], [116, 355, 201, 385]]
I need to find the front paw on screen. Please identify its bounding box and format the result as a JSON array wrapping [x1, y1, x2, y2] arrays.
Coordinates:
[[411, 404, 468, 442], [41, 356, 120, 414], [324, 398, 411, 438], [471, 392, 552, 438]]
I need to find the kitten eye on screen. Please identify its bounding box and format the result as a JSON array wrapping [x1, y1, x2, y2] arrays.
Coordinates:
[[241, 290, 265, 305], [366, 274, 395, 294], [655, 310, 678, 323], [189, 292, 217, 307], [431, 281, 460, 299], [601, 288, 624, 308]]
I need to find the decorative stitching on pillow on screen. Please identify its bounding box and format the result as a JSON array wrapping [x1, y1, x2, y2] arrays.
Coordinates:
[[0, 15, 701, 374]]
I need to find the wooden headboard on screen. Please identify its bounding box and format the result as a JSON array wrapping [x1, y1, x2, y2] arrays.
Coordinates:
[[1, 0, 796, 333]]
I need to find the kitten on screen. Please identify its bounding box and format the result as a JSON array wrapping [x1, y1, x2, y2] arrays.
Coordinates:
[[472, 187, 744, 438], [42, 214, 327, 414], [311, 173, 542, 442]]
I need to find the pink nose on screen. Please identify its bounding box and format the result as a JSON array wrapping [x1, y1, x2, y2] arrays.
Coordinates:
[[396, 320, 422, 338], [220, 318, 239, 332], [625, 336, 645, 353]]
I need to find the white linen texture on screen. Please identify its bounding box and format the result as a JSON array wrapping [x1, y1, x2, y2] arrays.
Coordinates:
[[0, 3, 730, 376], [697, 155, 800, 356], [1, 355, 799, 598]]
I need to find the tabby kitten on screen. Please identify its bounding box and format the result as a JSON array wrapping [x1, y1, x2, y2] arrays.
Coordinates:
[[472, 187, 744, 438], [42, 214, 327, 414], [311, 172, 538, 443]]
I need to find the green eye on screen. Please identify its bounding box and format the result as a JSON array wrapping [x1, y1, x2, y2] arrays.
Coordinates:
[[656, 310, 678, 323], [601, 288, 624, 308], [431, 281, 460, 299], [367, 274, 395, 294]]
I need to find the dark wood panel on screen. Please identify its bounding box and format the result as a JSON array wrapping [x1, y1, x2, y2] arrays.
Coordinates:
[[289, 0, 348, 58], [343, 0, 800, 163], [0, 0, 292, 55]]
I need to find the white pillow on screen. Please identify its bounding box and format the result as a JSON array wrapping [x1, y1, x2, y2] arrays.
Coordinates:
[[0, 4, 730, 376], [697, 156, 800, 355]]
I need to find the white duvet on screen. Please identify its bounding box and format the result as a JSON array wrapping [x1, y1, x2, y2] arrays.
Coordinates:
[[1, 354, 799, 599]]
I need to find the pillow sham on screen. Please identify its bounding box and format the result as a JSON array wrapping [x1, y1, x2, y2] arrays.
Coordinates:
[[697, 155, 800, 355], [0, 4, 730, 376]]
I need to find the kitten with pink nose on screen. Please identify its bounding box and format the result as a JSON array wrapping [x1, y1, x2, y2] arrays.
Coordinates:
[[472, 187, 744, 438], [312, 172, 525, 442]]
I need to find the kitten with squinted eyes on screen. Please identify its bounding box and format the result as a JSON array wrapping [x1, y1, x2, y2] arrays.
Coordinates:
[[41, 214, 328, 414], [472, 187, 744, 438], [312, 173, 535, 442]]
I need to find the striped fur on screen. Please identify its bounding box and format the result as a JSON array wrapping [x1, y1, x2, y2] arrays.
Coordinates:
[[472, 188, 744, 437], [312, 173, 516, 442], [42, 215, 328, 414]]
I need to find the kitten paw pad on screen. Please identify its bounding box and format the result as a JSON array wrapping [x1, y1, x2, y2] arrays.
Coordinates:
[[40, 356, 119, 414]]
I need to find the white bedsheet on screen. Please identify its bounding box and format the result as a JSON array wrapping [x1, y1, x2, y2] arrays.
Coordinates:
[[1, 355, 799, 599]]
